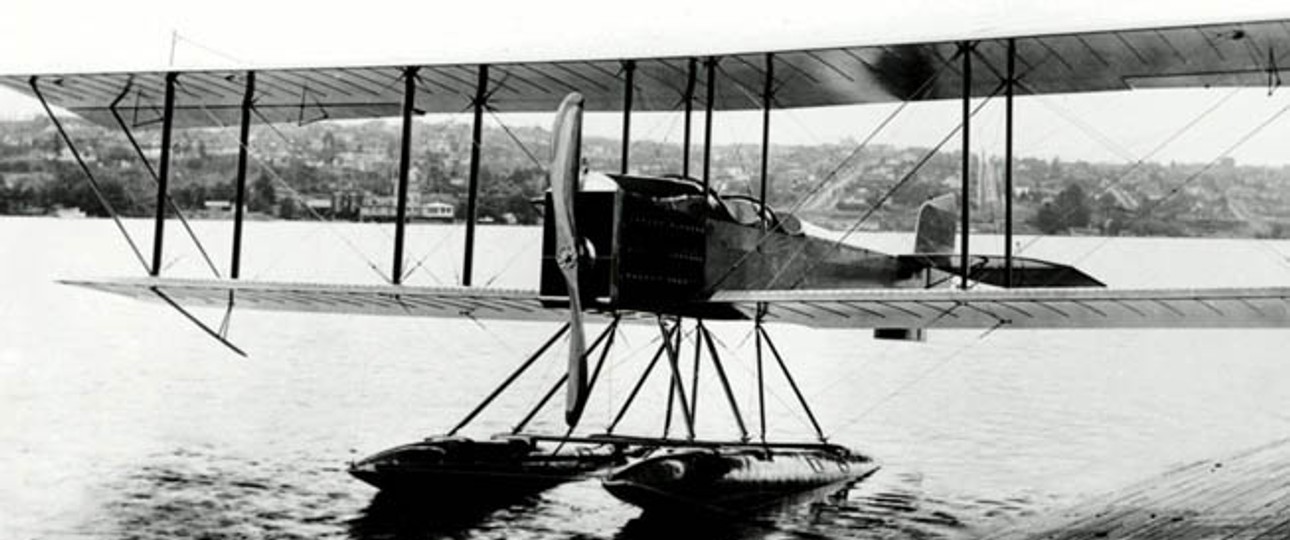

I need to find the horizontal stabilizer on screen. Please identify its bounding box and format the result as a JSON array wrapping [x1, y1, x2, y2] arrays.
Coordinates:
[[897, 254, 1105, 288]]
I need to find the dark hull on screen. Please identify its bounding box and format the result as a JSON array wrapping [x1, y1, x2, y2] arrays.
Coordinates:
[[603, 446, 878, 515], [350, 436, 626, 501]]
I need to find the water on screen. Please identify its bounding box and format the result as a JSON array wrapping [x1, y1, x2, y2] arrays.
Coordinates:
[[3, 216, 1290, 539]]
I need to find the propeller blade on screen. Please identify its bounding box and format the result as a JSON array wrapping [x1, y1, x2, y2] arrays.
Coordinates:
[[550, 93, 587, 427]]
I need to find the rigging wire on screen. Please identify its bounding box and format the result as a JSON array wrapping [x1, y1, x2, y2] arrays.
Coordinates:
[[701, 52, 957, 294], [772, 81, 1008, 291], [1056, 95, 1290, 273], [189, 104, 391, 283], [1011, 84, 1244, 259], [484, 106, 547, 172]]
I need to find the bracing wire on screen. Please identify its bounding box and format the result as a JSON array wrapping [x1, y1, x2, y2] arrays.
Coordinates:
[[1012, 83, 1245, 260], [772, 81, 1008, 291], [701, 50, 957, 293], [190, 104, 391, 283], [1053, 95, 1290, 274]]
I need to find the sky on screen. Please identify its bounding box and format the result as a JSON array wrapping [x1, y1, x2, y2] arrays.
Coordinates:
[[4, 0, 1290, 165]]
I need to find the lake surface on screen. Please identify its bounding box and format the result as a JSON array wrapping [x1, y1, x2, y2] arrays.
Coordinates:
[[3, 216, 1290, 539]]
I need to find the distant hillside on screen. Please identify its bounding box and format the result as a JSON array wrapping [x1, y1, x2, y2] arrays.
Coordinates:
[[3, 118, 1290, 237]]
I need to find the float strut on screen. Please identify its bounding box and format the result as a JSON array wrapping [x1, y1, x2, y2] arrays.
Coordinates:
[[758, 325, 826, 442], [755, 309, 767, 443], [699, 322, 749, 441], [659, 317, 696, 440], [512, 320, 616, 434], [689, 319, 702, 420], [608, 324, 676, 434], [449, 323, 570, 436]]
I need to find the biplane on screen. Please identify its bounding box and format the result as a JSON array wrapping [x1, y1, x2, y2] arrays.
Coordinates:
[[5, 12, 1290, 515]]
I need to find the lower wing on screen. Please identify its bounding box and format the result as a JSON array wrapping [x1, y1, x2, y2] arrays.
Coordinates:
[[66, 277, 1289, 329], [711, 287, 1290, 329], [63, 277, 563, 322]]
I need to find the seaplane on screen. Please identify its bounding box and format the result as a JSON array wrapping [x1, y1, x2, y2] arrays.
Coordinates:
[[6, 12, 1290, 517]]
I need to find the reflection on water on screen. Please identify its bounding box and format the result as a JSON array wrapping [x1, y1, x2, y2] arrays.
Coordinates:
[[4, 219, 1290, 539], [348, 492, 545, 539]]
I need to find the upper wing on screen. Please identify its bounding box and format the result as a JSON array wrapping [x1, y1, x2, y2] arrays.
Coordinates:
[[64, 277, 565, 322], [710, 287, 1290, 329], [4, 18, 1288, 128]]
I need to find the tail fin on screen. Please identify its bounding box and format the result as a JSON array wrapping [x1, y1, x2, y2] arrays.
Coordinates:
[[913, 193, 957, 254], [874, 194, 956, 343]]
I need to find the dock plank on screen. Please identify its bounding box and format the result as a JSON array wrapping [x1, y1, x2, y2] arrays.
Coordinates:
[[988, 438, 1290, 539]]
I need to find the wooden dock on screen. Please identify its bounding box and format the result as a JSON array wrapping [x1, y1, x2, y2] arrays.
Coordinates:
[[989, 437, 1290, 539]]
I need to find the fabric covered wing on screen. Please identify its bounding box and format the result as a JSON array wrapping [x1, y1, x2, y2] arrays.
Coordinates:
[[4, 18, 1289, 128], [711, 287, 1290, 329], [62, 277, 565, 321]]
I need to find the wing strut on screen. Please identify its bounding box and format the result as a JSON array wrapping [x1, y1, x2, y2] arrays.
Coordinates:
[[150, 72, 177, 277], [108, 80, 222, 279], [29, 77, 150, 275], [462, 65, 489, 286], [959, 40, 973, 290]]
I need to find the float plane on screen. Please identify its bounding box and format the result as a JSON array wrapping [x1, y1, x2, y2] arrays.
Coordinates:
[[5, 13, 1290, 515]]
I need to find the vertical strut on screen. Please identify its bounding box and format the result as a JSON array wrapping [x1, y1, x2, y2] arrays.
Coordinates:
[[620, 60, 635, 174], [392, 66, 418, 285], [463, 65, 489, 286], [959, 42, 972, 290], [1004, 38, 1016, 288], [108, 82, 220, 278], [151, 72, 177, 277], [702, 57, 717, 191], [682, 58, 696, 179], [759, 53, 774, 214], [232, 70, 256, 279]]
